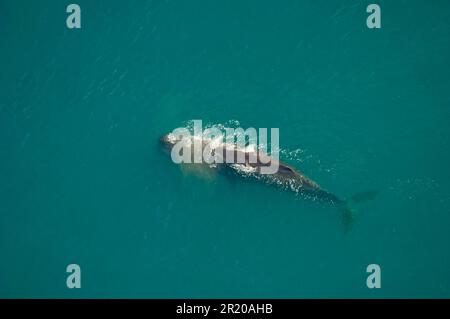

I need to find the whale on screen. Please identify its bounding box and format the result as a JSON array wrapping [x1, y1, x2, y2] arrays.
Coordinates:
[[159, 132, 377, 226]]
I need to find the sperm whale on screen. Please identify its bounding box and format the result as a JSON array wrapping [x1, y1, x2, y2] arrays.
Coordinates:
[[159, 133, 344, 204], [159, 131, 380, 229]]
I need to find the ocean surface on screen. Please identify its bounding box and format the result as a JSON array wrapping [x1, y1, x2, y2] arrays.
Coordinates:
[[1, 0, 449, 298]]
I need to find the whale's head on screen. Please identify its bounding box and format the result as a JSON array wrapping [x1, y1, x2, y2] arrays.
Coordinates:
[[159, 133, 190, 154], [159, 134, 176, 151]]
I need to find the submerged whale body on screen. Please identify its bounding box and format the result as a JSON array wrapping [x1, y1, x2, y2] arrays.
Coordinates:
[[159, 133, 343, 205]]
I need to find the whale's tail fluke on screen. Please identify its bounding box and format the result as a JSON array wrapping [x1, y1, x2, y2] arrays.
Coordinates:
[[340, 190, 379, 231]]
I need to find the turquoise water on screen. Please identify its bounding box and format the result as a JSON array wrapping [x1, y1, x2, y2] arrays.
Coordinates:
[[1, 0, 450, 298]]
